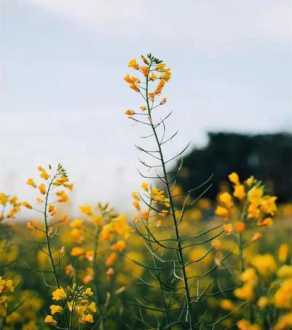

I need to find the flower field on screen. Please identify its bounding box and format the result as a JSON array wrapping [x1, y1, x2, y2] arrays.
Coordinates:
[[1, 54, 292, 330]]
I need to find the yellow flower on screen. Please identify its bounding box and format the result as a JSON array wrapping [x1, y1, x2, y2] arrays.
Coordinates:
[[0, 193, 8, 207], [251, 232, 262, 242], [160, 69, 172, 82], [70, 218, 83, 229], [218, 192, 233, 209], [139, 66, 149, 77], [259, 217, 273, 227], [124, 109, 135, 117], [44, 315, 57, 326], [106, 252, 118, 267], [88, 302, 96, 313], [141, 182, 149, 192], [278, 265, 292, 279], [50, 305, 63, 315], [245, 176, 256, 187], [84, 288, 94, 296], [223, 223, 233, 235], [215, 206, 229, 219], [260, 196, 277, 216], [71, 247, 84, 257], [248, 186, 263, 203], [149, 73, 157, 81], [80, 314, 94, 323], [56, 191, 69, 203], [38, 184, 46, 195], [257, 296, 269, 309], [235, 222, 246, 233], [234, 283, 254, 301], [79, 204, 93, 216], [247, 203, 261, 220], [278, 244, 289, 263], [274, 313, 292, 330], [128, 58, 139, 70], [38, 165, 50, 180], [154, 79, 165, 95], [240, 268, 257, 285], [237, 319, 261, 330], [52, 288, 66, 301], [220, 299, 235, 311], [48, 204, 57, 216], [228, 172, 240, 185], [211, 239, 222, 250], [251, 254, 277, 276], [124, 74, 140, 92], [22, 201, 32, 209], [234, 184, 246, 200], [26, 178, 37, 188], [111, 240, 126, 252], [274, 279, 292, 309]]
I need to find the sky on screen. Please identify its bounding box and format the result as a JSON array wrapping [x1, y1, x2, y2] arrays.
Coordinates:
[[0, 0, 291, 210]]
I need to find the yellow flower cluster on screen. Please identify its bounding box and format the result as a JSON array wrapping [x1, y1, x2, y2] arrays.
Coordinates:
[[234, 268, 257, 301], [45, 286, 95, 327], [26, 164, 73, 207], [227, 244, 292, 329], [0, 193, 21, 221], [216, 172, 278, 239], [124, 54, 171, 117], [237, 319, 261, 330], [0, 277, 14, 318], [132, 182, 170, 223]]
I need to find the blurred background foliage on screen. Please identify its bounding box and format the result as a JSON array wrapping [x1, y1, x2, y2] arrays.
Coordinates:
[[175, 132, 292, 203]]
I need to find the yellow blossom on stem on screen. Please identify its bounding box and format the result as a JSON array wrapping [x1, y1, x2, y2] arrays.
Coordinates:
[[56, 191, 69, 203], [79, 204, 93, 216], [278, 244, 289, 263], [71, 247, 85, 257], [50, 305, 63, 315], [52, 288, 66, 301], [235, 222, 246, 233], [37, 165, 50, 180], [26, 178, 37, 188], [218, 192, 233, 209], [22, 201, 32, 209], [106, 252, 118, 267], [111, 240, 126, 252], [124, 109, 135, 117], [44, 315, 57, 326], [257, 296, 269, 309], [274, 313, 292, 330], [228, 172, 240, 185], [38, 184, 46, 195], [48, 204, 57, 216], [233, 184, 246, 200], [80, 314, 94, 324], [237, 320, 261, 330], [251, 254, 277, 276], [215, 206, 229, 219], [277, 265, 292, 279], [128, 58, 139, 70], [223, 224, 233, 235], [234, 283, 254, 301], [220, 299, 235, 311]]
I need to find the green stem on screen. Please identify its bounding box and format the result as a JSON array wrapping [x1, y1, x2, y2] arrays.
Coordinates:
[[43, 175, 60, 288], [144, 61, 193, 329]]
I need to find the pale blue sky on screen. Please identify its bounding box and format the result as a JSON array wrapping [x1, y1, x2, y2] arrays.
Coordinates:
[[0, 0, 291, 209]]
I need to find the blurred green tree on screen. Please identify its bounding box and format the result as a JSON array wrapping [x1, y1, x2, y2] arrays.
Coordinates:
[[174, 132, 292, 202]]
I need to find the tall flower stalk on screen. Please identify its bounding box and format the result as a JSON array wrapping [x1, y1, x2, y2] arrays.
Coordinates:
[[124, 54, 217, 329]]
